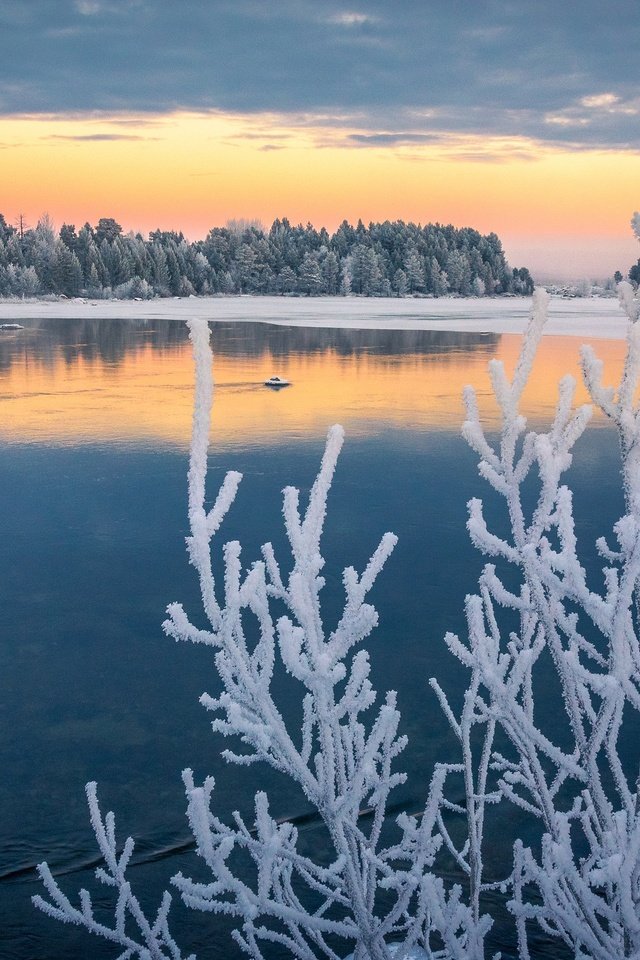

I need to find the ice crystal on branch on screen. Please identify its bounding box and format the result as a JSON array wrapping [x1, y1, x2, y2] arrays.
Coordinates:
[[33, 782, 195, 960], [441, 283, 640, 958], [34, 318, 486, 960], [162, 319, 482, 960]]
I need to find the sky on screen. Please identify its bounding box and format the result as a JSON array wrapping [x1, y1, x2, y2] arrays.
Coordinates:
[[1, 0, 639, 280]]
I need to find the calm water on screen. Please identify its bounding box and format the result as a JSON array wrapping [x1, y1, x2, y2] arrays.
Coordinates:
[[0, 318, 630, 959]]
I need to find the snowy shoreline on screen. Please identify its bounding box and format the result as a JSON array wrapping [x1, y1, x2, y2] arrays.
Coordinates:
[[0, 294, 631, 340]]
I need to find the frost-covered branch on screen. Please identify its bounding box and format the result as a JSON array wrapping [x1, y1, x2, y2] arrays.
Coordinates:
[[34, 315, 496, 960], [162, 319, 487, 960], [448, 283, 640, 958], [33, 782, 194, 960]]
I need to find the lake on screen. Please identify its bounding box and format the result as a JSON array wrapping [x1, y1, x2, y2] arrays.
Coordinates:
[[0, 315, 631, 959]]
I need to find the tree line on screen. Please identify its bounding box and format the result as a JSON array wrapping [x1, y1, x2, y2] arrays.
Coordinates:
[[0, 213, 534, 300]]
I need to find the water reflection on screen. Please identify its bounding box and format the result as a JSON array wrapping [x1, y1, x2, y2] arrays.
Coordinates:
[[0, 318, 629, 449], [0, 317, 500, 368]]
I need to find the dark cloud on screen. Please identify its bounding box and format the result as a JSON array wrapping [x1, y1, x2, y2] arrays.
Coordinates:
[[348, 133, 441, 145], [0, 0, 639, 148], [45, 133, 156, 141]]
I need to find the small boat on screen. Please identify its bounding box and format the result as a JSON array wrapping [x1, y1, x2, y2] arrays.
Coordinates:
[[0, 323, 23, 331], [264, 376, 291, 388]]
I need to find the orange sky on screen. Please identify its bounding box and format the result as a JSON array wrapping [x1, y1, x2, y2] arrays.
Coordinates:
[[2, 111, 639, 279]]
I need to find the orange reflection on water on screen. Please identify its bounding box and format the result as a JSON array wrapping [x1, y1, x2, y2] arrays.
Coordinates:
[[0, 330, 630, 449], [498, 334, 629, 419]]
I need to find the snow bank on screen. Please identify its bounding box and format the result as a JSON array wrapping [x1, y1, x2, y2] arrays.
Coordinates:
[[0, 294, 631, 339]]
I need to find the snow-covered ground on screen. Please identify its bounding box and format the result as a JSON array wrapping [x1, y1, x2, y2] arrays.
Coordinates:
[[0, 295, 632, 339]]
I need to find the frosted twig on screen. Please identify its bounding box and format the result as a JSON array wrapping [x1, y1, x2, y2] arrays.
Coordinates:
[[452, 286, 640, 958], [163, 318, 483, 959], [33, 783, 193, 960]]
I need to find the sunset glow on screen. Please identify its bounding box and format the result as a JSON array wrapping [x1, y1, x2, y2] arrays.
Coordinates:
[[2, 110, 639, 278]]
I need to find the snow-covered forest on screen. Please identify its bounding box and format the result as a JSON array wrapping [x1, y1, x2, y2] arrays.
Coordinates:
[[0, 214, 533, 300], [32, 276, 640, 958]]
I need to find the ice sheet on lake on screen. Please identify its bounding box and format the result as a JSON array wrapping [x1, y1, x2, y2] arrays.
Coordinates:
[[0, 294, 632, 339]]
